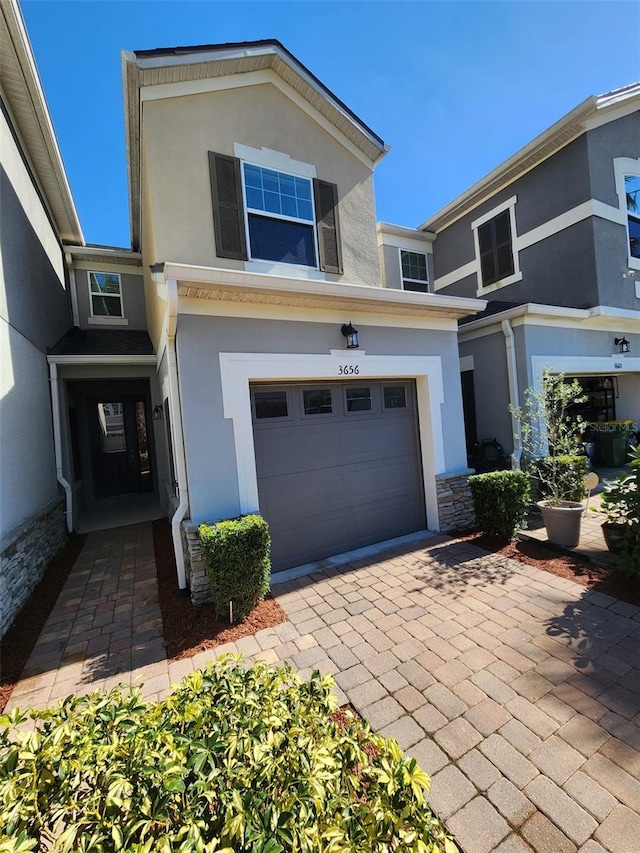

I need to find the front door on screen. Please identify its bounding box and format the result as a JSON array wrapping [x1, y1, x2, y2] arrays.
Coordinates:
[[89, 397, 153, 499]]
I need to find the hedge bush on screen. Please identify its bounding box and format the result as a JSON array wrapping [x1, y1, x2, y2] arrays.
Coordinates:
[[469, 469, 531, 540], [0, 657, 458, 853], [528, 455, 589, 503], [199, 514, 270, 621]]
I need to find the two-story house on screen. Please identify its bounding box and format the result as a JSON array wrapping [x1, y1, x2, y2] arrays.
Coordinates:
[[42, 40, 485, 602], [419, 84, 640, 464]]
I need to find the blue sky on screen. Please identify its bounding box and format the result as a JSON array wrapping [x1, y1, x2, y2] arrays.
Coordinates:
[[21, 0, 640, 248]]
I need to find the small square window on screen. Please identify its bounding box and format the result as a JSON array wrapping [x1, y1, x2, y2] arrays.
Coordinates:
[[383, 386, 407, 409], [254, 391, 288, 419], [89, 272, 123, 317], [346, 387, 372, 412], [303, 389, 333, 415], [400, 250, 429, 292]]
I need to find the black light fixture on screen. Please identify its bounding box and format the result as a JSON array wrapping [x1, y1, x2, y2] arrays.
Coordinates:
[[153, 404, 164, 420], [615, 336, 630, 354], [341, 322, 359, 349]]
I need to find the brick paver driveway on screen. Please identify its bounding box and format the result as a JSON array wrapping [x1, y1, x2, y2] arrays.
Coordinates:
[[6, 526, 640, 853]]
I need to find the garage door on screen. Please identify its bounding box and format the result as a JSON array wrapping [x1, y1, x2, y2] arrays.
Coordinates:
[[251, 380, 426, 571]]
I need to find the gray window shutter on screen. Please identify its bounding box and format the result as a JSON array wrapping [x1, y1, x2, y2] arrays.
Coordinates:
[[209, 152, 247, 260], [313, 179, 343, 274]]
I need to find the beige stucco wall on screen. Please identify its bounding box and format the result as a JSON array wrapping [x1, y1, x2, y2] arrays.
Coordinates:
[[140, 81, 381, 288]]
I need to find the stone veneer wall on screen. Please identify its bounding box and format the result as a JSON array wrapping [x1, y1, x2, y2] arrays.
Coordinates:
[[435, 470, 475, 532], [182, 521, 213, 605], [0, 496, 68, 637]]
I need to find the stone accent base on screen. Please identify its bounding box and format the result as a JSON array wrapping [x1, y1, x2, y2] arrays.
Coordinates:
[[435, 470, 475, 532], [1, 496, 68, 638], [182, 521, 213, 605]]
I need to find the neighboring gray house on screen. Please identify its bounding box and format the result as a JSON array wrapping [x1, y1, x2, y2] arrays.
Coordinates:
[[419, 84, 640, 462], [0, 0, 82, 634]]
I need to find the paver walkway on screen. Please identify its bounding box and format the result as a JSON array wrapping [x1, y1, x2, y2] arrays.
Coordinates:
[[6, 524, 640, 853]]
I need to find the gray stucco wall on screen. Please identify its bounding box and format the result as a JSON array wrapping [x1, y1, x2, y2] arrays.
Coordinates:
[[587, 111, 640, 207], [176, 314, 467, 524], [459, 332, 513, 454], [75, 269, 147, 330]]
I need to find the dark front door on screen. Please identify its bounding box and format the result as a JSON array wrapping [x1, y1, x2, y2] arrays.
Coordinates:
[[89, 397, 153, 499]]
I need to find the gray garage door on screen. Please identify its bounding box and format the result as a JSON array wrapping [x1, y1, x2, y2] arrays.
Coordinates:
[[251, 380, 426, 571]]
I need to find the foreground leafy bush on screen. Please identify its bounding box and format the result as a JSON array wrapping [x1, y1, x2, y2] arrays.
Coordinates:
[[469, 469, 530, 540], [0, 657, 457, 853], [528, 454, 588, 503], [199, 514, 270, 620]]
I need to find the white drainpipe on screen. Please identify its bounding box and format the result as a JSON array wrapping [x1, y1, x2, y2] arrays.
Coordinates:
[[502, 319, 523, 469], [49, 361, 73, 532], [166, 279, 188, 590]]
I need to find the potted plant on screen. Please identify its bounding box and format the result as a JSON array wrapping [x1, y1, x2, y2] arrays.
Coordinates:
[[599, 445, 640, 575], [511, 370, 588, 547]]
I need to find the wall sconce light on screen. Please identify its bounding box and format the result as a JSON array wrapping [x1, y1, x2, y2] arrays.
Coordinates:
[[622, 269, 636, 279], [614, 336, 630, 354], [341, 322, 359, 349], [152, 404, 164, 420]]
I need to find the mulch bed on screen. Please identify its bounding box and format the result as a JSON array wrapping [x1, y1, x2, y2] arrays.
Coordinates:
[[0, 533, 87, 712], [152, 519, 287, 660], [452, 530, 640, 607]]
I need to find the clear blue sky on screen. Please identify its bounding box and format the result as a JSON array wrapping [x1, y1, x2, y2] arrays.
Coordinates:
[[21, 0, 640, 248]]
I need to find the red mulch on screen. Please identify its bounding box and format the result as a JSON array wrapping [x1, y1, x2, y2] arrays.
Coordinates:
[[152, 519, 287, 660], [0, 533, 87, 712], [453, 531, 640, 607]]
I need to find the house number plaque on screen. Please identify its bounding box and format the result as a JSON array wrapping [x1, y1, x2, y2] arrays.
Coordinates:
[[338, 364, 360, 375]]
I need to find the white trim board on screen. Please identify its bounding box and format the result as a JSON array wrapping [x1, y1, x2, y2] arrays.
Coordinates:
[[530, 355, 640, 390], [218, 351, 447, 532]]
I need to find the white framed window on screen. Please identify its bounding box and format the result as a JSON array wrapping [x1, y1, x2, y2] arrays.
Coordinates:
[[399, 249, 429, 292], [471, 196, 522, 295], [89, 272, 123, 318], [241, 162, 318, 269], [614, 157, 640, 271]]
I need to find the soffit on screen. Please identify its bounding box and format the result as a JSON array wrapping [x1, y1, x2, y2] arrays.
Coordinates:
[[0, 0, 83, 243]]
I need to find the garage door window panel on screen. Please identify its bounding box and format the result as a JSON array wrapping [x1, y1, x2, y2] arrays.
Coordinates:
[[383, 385, 408, 411], [253, 390, 290, 421], [345, 387, 373, 413], [302, 388, 334, 416]]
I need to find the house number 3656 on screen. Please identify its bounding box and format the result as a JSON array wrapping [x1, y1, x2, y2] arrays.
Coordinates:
[[338, 364, 360, 375]]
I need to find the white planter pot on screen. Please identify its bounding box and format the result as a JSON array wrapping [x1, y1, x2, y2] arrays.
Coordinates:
[[537, 500, 584, 548]]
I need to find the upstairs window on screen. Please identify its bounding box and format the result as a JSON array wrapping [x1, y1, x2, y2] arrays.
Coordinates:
[[626, 174, 640, 259], [243, 163, 316, 267], [400, 250, 429, 292], [209, 151, 343, 274], [89, 272, 123, 317], [477, 210, 514, 286]]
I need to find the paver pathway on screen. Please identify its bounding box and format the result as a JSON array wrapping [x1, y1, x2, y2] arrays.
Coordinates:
[[6, 524, 640, 853]]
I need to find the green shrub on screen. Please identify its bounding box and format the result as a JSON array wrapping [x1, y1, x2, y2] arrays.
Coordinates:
[[529, 455, 589, 502], [0, 657, 458, 853], [469, 470, 531, 540], [199, 514, 270, 621]]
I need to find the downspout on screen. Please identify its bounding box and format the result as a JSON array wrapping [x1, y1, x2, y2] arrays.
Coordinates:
[[64, 252, 80, 327], [166, 279, 188, 590], [49, 362, 73, 532], [502, 319, 523, 469]]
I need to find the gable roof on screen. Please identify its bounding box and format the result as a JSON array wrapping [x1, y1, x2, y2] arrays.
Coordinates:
[[420, 81, 640, 234], [122, 40, 388, 251], [0, 0, 83, 244]]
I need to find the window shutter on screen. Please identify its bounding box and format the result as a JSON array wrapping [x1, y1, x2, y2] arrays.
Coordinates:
[[313, 179, 343, 274], [209, 152, 247, 260]]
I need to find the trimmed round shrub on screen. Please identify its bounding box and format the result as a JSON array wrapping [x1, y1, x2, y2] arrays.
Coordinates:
[[0, 657, 458, 852], [469, 469, 531, 540], [199, 514, 271, 621]]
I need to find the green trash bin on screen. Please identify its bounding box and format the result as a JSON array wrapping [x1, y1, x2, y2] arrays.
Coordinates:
[[593, 421, 633, 467]]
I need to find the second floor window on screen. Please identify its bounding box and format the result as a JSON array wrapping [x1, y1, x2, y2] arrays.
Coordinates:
[[243, 163, 316, 267], [89, 272, 123, 317], [478, 210, 514, 286], [400, 250, 429, 292], [626, 174, 640, 259]]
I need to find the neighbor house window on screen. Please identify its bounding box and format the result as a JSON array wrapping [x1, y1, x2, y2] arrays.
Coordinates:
[[89, 272, 123, 317], [626, 174, 640, 259], [242, 163, 316, 267], [400, 250, 429, 292], [477, 210, 514, 286]]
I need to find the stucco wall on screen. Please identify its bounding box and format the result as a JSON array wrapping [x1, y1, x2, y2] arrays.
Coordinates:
[[176, 313, 467, 524], [141, 82, 381, 287], [587, 111, 640, 207], [74, 269, 147, 330], [459, 331, 513, 454]]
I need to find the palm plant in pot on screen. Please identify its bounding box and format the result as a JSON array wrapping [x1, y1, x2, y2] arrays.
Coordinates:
[[511, 370, 588, 547], [599, 445, 640, 576]]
